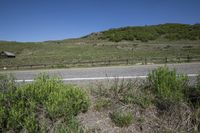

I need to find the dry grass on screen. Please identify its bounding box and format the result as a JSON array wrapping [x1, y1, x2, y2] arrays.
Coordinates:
[[0, 39, 200, 69]]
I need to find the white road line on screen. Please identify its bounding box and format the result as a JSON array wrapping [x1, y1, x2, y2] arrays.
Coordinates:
[[62, 76, 148, 81], [187, 74, 199, 77], [15, 79, 34, 82], [15, 76, 147, 82], [14, 74, 198, 82]]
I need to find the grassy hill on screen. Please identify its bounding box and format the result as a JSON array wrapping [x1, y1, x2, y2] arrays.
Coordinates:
[[0, 23, 200, 69], [86, 23, 200, 42]]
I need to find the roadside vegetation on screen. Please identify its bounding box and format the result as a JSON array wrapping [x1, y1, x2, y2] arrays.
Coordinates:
[[80, 67, 200, 132], [0, 74, 90, 132], [0, 68, 200, 132]]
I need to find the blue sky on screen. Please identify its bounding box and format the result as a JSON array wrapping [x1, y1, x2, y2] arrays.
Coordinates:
[[0, 0, 200, 42]]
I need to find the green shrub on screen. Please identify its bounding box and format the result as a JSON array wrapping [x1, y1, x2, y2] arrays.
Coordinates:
[[45, 84, 90, 118], [148, 66, 188, 103], [0, 73, 90, 132], [94, 97, 111, 111], [110, 110, 133, 127]]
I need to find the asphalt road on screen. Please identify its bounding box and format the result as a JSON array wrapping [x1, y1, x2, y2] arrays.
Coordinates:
[[0, 63, 199, 85]]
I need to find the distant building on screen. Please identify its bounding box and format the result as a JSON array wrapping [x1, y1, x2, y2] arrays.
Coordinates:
[[0, 51, 16, 58]]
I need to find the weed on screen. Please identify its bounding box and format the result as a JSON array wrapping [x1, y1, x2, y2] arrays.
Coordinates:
[[109, 110, 133, 127], [93, 79, 152, 108]]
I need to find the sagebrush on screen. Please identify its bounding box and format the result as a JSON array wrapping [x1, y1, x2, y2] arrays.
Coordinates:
[[0, 73, 90, 132]]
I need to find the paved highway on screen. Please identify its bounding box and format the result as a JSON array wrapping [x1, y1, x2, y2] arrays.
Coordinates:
[[0, 63, 199, 84]]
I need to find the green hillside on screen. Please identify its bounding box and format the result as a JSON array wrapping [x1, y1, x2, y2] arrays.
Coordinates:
[[0, 23, 200, 69], [87, 23, 200, 42]]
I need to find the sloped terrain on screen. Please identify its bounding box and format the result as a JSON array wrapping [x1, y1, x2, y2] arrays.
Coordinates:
[[0, 23, 200, 68]]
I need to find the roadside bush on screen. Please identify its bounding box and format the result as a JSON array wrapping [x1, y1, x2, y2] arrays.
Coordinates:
[[146, 67, 200, 132], [0, 73, 90, 132], [148, 66, 188, 104], [109, 110, 133, 127]]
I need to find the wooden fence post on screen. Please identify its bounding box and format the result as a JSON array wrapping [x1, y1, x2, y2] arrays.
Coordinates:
[[144, 57, 147, 65], [178, 57, 180, 63], [187, 55, 190, 62], [108, 60, 111, 65], [165, 57, 168, 63]]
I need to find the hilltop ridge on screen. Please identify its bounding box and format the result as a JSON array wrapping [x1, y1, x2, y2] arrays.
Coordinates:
[[84, 23, 200, 42]]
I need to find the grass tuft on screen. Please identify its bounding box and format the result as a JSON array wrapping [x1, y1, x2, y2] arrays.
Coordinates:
[[109, 110, 133, 127]]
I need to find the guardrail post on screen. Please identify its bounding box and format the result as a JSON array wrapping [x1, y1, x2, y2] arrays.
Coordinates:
[[126, 59, 129, 64]]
